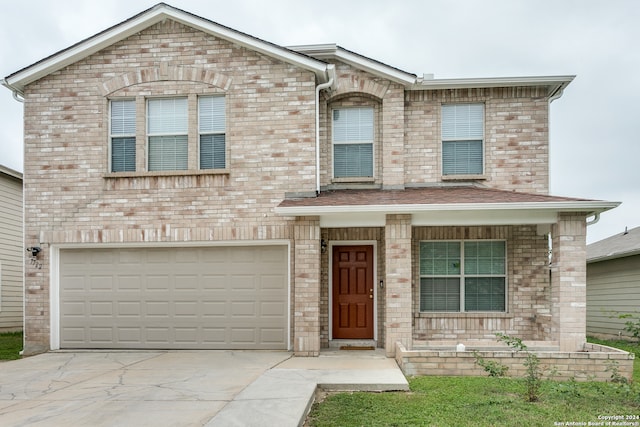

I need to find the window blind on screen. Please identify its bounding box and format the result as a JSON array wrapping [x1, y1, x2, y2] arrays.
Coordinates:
[[199, 96, 225, 133], [148, 98, 188, 134], [333, 108, 374, 142], [442, 104, 483, 140], [148, 136, 188, 171], [442, 140, 483, 175], [420, 278, 461, 312], [333, 143, 373, 177], [200, 135, 226, 169], [442, 104, 484, 175], [110, 100, 136, 172], [111, 137, 136, 172], [199, 96, 226, 169], [419, 240, 506, 312], [111, 100, 136, 135], [333, 107, 374, 178], [465, 277, 506, 311]]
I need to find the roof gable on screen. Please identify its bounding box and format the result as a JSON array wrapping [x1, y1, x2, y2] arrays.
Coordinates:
[[2, 3, 331, 95]]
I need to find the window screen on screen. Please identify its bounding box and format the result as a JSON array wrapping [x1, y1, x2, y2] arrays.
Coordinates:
[[442, 104, 484, 175], [110, 100, 136, 172], [199, 96, 226, 169], [147, 98, 188, 171], [333, 107, 374, 178], [420, 240, 506, 312]]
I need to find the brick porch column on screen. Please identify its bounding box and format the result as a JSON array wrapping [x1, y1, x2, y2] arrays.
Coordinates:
[[551, 213, 588, 352], [293, 216, 321, 356], [385, 214, 412, 356]]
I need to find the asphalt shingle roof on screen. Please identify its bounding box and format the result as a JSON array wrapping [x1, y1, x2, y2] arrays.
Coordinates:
[[587, 225, 640, 262], [278, 186, 595, 208]]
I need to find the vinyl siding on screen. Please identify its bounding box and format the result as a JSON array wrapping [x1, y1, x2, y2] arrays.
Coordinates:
[[587, 255, 640, 339], [0, 172, 23, 331]]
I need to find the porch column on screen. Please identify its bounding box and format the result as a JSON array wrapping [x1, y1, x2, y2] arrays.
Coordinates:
[[293, 216, 321, 356], [384, 214, 412, 356], [551, 213, 588, 352]]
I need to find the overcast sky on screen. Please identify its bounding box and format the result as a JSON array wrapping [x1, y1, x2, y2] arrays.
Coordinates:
[[1, 0, 638, 243]]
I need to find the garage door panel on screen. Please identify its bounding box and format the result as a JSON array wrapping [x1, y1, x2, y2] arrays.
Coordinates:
[[60, 246, 288, 349]]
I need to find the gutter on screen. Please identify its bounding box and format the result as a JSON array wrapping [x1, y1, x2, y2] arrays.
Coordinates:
[[1, 78, 24, 103], [315, 64, 335, 194], [275, 200, 620, 216]]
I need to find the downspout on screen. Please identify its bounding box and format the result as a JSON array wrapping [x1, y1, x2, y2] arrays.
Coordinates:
[[547, 82, 566, 193], [315, 65, 335, 195]]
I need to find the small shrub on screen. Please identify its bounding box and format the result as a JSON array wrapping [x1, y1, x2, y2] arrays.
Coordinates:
[[605, 359, 629, 384], [473, 351, 509, 377], [496, 333, 543, 402], [618, 313, 640, 340]]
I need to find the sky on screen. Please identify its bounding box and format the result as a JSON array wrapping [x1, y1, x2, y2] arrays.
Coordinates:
[[1, 0, 638, 244]]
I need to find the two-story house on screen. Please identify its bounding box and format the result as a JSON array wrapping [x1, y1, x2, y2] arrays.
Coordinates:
[[2, 4, 619, 361]]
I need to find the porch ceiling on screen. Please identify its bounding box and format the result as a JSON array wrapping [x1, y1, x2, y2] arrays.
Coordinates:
[[274, 186, 620, 227]]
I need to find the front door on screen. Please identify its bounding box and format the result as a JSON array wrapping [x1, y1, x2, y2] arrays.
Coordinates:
[[332, 245, 374, 339]]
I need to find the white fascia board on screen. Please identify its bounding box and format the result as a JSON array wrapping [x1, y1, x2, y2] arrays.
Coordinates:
[[5, 5, 329, 94], [274, 200, 620, 217], [412, 75, 575, 95], [288, 44, 416, 86]]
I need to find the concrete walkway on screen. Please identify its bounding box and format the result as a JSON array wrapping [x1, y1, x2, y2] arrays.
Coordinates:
[[208, 349, 409, 427], [0, 349, 408, 427]]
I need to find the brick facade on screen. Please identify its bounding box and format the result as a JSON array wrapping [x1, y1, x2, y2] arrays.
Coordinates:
[[12, 6, 604, 359]]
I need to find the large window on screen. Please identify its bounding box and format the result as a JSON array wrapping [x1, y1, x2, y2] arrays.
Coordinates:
[[198, 96, 226, 169], [332, 107, 374, 178], [147, 97, 188, 171], [441, 103, 484, 175], [110, 99, 136, 172], [420, 241, 506, 312]]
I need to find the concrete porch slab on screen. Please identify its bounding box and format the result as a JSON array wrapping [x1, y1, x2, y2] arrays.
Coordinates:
[[207, 349, 408, 427]]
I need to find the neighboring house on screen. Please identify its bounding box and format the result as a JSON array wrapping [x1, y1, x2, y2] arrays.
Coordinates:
[[587, 226, 640, 339], [1, 3, 619, 357], [0, 164, 23, 332]]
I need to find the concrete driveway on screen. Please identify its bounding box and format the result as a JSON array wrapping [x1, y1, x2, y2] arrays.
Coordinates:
[[0, 350, 291, 427]]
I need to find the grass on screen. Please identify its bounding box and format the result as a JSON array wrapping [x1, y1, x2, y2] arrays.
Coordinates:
[[0, 331, 23, 360], [307, 338, 640, 427]]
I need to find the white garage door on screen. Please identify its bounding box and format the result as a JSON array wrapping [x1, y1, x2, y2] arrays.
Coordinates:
[[59, 246, 288, 349]]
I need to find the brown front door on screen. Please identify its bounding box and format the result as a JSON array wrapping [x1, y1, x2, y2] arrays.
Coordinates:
[[332, 245, 374, 339]]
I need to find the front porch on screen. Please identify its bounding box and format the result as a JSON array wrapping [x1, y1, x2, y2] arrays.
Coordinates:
[[277, 186, 619, 361]]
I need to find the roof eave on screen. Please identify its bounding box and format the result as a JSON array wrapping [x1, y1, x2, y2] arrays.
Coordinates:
[[274, 200, 619, 216], [587, 249, 640, 264], [288, 44, 417, 86], [411, 75, 576, 98], [0, 164, 23, 181], [4, 4, 330, 95]]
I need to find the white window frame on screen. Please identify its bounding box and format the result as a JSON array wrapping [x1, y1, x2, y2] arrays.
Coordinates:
[[441, 103, 485, 176], [331, 107, 375, 179], [419, 240, 507, 313], [147, 97, 189, 171], [198, 95, 226, 170], [109, 99, 136, 173]]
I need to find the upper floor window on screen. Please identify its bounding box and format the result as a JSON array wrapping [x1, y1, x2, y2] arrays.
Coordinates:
[[441, 103, 484, 176], [419, 240, 506, 312], [110, 99, 136, 173], [198, 96, 226, 169], [332, 107, 374, 178], [147, 98, 188, 171]]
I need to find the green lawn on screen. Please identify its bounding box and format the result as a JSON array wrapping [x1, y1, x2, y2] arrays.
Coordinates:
[[0, 331, 23, 360], [307, 339, 640, 427]]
